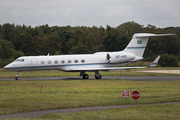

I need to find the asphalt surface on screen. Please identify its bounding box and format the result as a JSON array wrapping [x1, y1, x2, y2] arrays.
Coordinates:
[[0, 76, 180, 81], [0, 102, 180, 118]]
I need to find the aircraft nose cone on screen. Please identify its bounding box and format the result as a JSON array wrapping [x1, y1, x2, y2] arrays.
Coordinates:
[[4, 65, 8, 69], [4, 65, 9, 70], [4, 63, 14, 70]]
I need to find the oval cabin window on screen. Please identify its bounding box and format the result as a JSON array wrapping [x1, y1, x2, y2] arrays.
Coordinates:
[[48, 60, 51, 64], [74, 59, 78, 63], [61, 60, 65, 63], [68, 60, 72, 63], [41, 61, 45, 64], [81, 59, 85, 63], [54, 60, 58, 64]]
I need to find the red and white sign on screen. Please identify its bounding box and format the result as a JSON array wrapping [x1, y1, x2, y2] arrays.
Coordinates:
[[122, 90, 129, 97], [131, 90, 140, 100]]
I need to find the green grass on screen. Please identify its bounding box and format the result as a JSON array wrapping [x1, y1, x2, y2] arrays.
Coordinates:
[[3, 104, 180, 120], [1, 67, 180, 119], [0, 80, 180, 116], [40, 104, 180, 120]]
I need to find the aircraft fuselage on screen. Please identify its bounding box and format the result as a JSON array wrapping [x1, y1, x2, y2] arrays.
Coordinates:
[[4, 51, 136, 72]]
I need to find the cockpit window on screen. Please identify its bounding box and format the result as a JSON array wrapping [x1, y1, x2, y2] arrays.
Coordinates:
[[20, 59, 24, 62], [14, 59, 20, 62]]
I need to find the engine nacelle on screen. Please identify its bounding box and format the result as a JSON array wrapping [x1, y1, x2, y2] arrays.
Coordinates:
[[107, 52, 135, 63]]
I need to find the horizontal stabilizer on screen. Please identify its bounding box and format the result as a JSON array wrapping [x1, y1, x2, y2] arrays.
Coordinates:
[[149, 55, 161, 67], [134, 33, 175, 38]]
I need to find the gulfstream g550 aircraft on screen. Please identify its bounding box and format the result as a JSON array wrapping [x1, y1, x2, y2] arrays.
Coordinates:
[[4, 33, 174, 80]]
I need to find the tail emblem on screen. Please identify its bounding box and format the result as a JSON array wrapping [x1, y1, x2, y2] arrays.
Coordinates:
[[137, 40, 142, 44]]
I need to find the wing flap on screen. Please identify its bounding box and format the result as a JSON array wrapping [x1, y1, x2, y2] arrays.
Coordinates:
[[65, 66, 147, 72]]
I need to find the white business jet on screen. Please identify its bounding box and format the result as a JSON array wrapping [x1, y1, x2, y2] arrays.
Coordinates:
[[4, 33, 174, 80]]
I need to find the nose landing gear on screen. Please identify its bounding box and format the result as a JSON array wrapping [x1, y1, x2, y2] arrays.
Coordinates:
[[15, 72, 21, 80]]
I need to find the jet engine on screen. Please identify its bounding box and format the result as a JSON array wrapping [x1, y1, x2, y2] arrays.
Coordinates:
[[106, 52, 135, 63]]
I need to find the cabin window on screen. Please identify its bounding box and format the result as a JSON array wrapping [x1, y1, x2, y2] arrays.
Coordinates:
[[74, 59, 78, 63], [68, 60, 72, 63], [54, 60, 58, 64], [41, 61, 45, 64], [61, 60, 65, 63], [48, 60, 51, 64], [14, 59, 20, 62], [81, 59, 85, 63], [20, 59, 24, 62]]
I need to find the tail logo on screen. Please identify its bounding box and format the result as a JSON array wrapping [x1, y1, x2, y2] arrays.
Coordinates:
[[137, 40, 142, 44]]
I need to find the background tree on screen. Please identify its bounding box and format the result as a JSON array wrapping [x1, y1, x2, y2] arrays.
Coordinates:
[[2, 23, 15, 41], [0, 22, 179, 67], [0, 39, 15, 59], [14, 51, 24, 59], [47, 32, 62, 54], [69, 42, 90, 54], [159, 54, 179, 67]]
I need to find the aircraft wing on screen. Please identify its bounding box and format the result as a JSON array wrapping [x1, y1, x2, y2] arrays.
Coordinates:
[[66, 56, 161, 72], [66, 66, 147, 72]]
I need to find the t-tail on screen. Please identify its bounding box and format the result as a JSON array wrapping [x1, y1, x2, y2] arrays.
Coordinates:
[[123, 33, 175, 57]]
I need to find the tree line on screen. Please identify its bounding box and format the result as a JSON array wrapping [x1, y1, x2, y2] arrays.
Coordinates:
[[0, 21, 180, 62]]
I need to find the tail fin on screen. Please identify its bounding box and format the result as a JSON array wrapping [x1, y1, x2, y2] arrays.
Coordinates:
[[123, 33, 175, 57]]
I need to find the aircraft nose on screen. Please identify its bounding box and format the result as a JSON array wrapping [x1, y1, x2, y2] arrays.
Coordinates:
[[4, 63, 14, 70], [4, 64, 9, 70]]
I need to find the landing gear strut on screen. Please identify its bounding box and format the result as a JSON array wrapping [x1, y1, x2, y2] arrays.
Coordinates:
[[15, 72, 21, 80], [94, 71, 102, 79]]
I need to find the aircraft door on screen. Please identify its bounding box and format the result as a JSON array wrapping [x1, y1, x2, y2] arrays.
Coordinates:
[[31, 58, 37, 67]]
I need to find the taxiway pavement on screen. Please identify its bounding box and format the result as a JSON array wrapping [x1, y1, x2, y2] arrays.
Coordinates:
[[0, 76, 180, 81]]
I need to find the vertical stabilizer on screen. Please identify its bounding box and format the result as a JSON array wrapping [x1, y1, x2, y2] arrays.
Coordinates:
[[123, 33, 174, 57]]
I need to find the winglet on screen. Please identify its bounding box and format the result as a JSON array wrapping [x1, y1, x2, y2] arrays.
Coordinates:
[[149, 56, 161, 67]]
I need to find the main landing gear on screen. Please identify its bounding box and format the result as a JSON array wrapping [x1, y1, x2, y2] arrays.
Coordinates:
[[15, 72, 21, 80], [80, 71, 102, 79], [94, 71, 102, 79]]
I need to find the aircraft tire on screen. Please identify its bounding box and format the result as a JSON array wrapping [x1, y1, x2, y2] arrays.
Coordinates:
[[15, 77, 20, 80], [83, 74, 89, 79], [95, 75, 102, 79]]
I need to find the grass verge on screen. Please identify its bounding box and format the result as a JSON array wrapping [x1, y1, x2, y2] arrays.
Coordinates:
[[0, 80, 180, 115], [40, 104, 180, 120]]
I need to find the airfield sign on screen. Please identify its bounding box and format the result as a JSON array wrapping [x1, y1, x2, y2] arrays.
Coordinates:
[[122, 90, 129, 97], [131, 90, 140, 100]]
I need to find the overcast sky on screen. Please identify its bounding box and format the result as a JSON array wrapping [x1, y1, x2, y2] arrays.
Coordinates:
[[0, 0, 180, 28]]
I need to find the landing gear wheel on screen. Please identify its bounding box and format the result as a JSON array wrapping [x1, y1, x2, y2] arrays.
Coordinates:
[[15, 72, 21, 80], [95, 74, 102, 79], [15, 77, 20, 80], [83, 74, 89, 79]]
